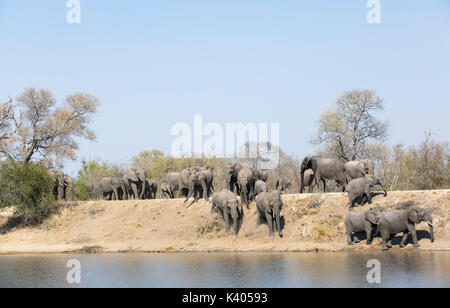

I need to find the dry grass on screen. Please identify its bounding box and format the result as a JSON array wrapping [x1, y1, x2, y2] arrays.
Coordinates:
[[0, 190, 448, 253]]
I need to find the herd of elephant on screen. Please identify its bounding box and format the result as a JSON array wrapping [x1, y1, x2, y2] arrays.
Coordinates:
[[48, 168, 74, 201], [95, 156, 434, 250]]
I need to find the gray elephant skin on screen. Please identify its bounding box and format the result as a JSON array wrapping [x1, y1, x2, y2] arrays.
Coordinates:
[[226, 162, 250, 194], [276, 178, 291, 194], [178, 167, 200, 198], [99, 177, 126, 200], [378, 204, 434, 250], [298, 169, 315, 193], [211, 189, 243, 237], [63, 175, 74, 201], [162, 172, 181, 198], [300, 156, 347, 193], [256, 191, 283, 238], [184, 166, 214, 205], [48, 168, 65, 201], [160, 182, 172, 199], [254, 180, 268, 196], [123, 168, 146, 200], [345, 208, 381, 245], [346, 174, 387, 210], [344, 160, 374, 182], [237, 167, 255, 209], [144, 179, 158, 199]]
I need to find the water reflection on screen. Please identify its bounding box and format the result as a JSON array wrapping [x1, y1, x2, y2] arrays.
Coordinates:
[[0, 251, 448, 288]]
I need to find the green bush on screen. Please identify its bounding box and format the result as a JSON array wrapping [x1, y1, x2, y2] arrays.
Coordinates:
[[0, 160, 55, 225]]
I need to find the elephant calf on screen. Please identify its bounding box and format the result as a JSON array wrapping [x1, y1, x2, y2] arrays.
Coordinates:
[[254, 180, 268, 197], [256, 191, 283, 238], [345, 208, 381, 245], [378, 204, 434, 250], [276, 178, 291, 194], [144, 179, 158, 199], [211, 189, 243, 237], [99, 177, 124, 200], [346, 174, 387, 210]]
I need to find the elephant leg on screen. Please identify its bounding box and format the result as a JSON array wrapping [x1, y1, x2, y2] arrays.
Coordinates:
[[346, 230, 353, 245], [407, 225, 420, 247], [321, 178, 327, 193], [400, 232, 409, 248], [265, 212, 274, 236], [201, 181, 208, 201], [381, 230, 390, 250], [224, 211, 230, 233], [386, 234, 394, 248], [130, 183, 138, 200], [309, 173, 320, 193], [365, 224, 373, 245], [57, 185, 64, 201], [256, 210, 263, 226], [366, 190, 372, 204]]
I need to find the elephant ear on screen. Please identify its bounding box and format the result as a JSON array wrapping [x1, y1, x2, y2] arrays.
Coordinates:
[[365, 211, 377, 224], [126, 170, 139, 181], [408, 208, 420, 224]]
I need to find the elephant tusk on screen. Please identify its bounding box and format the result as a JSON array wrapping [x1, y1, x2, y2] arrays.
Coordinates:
[[426, 221, 433, 227]]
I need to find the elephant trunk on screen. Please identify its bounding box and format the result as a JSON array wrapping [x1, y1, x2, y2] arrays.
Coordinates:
[[139, 177, 146, 199], [274, 210, 282, 237], [201, 180, 208, 200], [231, 207, 239, 237], [300, 170, 305, 193]]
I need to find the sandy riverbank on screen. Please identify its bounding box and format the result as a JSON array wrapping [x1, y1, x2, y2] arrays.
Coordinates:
[[0, 190, 449, 255]]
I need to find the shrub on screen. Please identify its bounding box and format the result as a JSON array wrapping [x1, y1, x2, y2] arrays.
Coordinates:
[[0, 160, 55, 225]]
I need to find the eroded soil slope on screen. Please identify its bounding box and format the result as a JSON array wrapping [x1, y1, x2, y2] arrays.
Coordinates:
[[0, 190, 449, 254]]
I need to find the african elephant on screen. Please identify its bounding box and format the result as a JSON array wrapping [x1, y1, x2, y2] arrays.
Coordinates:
[[211, 189, 243, 237], [345, 208, 381, 245], [64, 175, 74, 201], [300, 156, 347, 193], [226, 162, 250, 194], [254, 180, 268, 196], [260, 171, 269, 182], [99, 177, 124, 200], [184, 167, 214, 205], [344, 160, 374, 182], [276, 178, 291, 194], [123, 168, 146, 199], [299, 169, 315, 193], [144, 179, 158, 199], [178, 167, 200, 198], [256, 191, 283, 237], [48, 168, 65, 201], [162, 172, 181, 198], [346, 174, 387, 210], [379, 204, 434, 250], [160, 182, 172, 199], [237, 167, 254, 209]]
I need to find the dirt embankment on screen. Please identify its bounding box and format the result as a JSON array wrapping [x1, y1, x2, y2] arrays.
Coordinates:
[[0, 190, 449, 254]]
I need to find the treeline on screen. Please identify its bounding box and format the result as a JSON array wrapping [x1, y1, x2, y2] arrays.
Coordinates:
[[73, 134, 449, 201]]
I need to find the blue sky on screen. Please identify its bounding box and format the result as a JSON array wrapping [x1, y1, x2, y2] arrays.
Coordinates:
[[1, 1, 449, 175]]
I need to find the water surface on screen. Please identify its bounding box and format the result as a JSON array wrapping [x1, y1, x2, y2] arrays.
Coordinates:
[[0, 251, 448, 288]]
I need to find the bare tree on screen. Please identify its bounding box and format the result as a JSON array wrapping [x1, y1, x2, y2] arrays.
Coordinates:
[[312, 89, 388, 161], [0, 88, 98, 165]]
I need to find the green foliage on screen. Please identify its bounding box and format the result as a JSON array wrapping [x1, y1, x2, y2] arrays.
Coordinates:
[[0, 160, 55, 225], [130, 149, 232, 189], [74, 159, 124, 200]]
